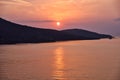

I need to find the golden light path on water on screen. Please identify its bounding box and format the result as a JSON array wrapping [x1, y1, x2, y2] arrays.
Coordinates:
[[53, 47, 66, 80]]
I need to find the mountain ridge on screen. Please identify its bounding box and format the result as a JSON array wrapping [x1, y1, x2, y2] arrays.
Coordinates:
[[0, 18, 113, 44]]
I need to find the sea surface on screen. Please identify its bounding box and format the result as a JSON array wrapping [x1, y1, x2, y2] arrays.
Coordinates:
[[0, 39, 120, 80]]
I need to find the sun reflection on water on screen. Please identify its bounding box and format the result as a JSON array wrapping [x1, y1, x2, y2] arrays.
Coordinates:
[[53, 47, 66, 80]]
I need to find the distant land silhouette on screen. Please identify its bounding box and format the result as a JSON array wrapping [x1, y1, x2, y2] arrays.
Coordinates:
[[0, 18, 113, 44]]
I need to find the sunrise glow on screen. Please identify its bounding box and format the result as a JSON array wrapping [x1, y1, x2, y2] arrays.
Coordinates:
[[0, 0, 119, 35], [56, 22, 60, 26]]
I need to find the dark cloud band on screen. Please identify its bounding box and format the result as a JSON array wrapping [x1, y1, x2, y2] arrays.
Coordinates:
[[20, 20, 56, 23]]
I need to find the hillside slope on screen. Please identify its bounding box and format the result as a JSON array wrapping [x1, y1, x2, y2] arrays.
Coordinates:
[[0, 18, 113, 44]]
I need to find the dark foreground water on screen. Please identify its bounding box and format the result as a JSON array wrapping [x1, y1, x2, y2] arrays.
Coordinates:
[[0, 39, 120, 80]]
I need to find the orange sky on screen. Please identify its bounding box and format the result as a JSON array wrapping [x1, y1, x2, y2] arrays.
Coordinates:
[[0, 0, 120, 36]]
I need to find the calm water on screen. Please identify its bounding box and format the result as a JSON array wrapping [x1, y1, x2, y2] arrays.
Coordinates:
[[0, 39, 120, 80]]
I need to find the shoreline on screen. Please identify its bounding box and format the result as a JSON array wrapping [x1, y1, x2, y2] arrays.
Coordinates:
[[0, 38, 114, 45]]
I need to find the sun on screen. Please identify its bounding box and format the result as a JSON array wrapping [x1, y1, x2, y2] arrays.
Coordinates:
[[56, 22, 60, 26]]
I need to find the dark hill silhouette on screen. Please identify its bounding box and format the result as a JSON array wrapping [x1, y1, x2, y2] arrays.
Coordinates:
[[61, 29, 113, 39], [0, 18, 113, 44]]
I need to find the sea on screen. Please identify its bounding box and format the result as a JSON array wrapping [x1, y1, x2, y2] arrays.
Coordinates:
[[0, 38, 120, 80]]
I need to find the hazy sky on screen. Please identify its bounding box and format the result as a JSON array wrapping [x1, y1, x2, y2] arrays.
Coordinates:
[[0, 0, 120, 36]]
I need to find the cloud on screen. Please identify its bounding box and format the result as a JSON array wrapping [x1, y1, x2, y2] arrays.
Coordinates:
[[115, 18, 120, 21], [19, 20, 56, 23], [0, 0, 32, 6]]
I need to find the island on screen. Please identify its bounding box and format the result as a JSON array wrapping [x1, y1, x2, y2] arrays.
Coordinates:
[[0, 18, 113, 44]]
